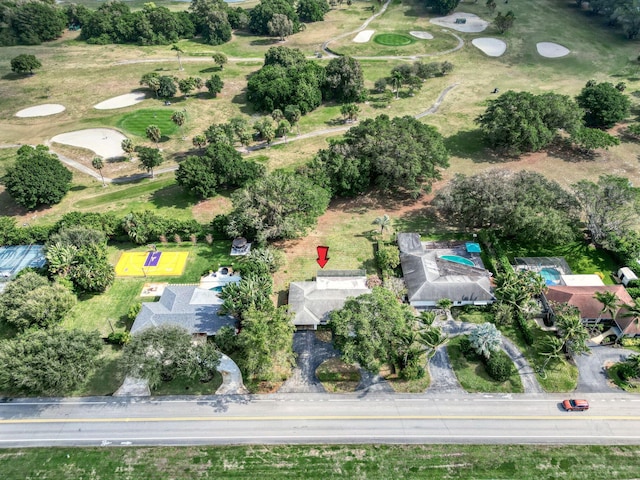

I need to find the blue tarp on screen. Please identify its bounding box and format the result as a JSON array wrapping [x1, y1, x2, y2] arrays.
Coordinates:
[[0, 245, 46, 278]]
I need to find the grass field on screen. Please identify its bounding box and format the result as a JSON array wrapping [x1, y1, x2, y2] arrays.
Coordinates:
[[373, 33, 415, 46], [2, 444, 639, 479], [448, 336, 524, 393], [116, 108, 180, 138]]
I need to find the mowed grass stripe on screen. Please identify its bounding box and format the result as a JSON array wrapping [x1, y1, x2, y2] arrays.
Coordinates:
[[116, 108, 179, 137], [1, 444, 639, 479], [73, 178, 176, 208]]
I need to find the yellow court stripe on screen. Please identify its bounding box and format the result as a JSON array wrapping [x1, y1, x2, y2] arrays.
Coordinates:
[[2, 415, 640, 424]]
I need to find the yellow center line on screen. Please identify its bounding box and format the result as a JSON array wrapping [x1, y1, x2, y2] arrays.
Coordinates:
[[1, 415, 639, 424]]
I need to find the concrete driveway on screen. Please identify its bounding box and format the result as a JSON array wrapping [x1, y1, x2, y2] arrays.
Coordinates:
[[574, 342, 635, 393]]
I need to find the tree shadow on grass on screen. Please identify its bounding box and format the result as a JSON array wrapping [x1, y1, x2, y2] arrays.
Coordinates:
[[70, 185, 88, 192], [79, 346, 125, 396], [444, 129, 502, 163], [150, 183, 198, 210], [199, 67, 218, 74]]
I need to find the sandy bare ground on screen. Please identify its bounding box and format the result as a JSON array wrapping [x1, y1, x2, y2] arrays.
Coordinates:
[[536, 42, 570, 58], [15, 104, 65, 118], [94, 91, 147, 110], [429, 12, 489, 33], [410, 31, 434, 40], [472, 38, 507, 57], [51, 128, 127, 159], [353, 30, 375, 43]]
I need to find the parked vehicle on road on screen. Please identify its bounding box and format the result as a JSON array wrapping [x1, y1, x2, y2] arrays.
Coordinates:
[[562, 399, 589, 411]]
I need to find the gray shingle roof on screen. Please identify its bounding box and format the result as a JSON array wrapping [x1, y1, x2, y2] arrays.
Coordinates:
[[399, 237, 494, 304], [131, 285, 236, 336], [288, 274, 371, 327]]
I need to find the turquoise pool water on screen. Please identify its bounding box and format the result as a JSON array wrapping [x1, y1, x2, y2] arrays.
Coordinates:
[[209, 286, 224, 292], [540, 267, 561, 285], [440, 255, 475, 267]]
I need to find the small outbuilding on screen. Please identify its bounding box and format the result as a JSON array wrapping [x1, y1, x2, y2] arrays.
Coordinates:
[[618, 267, 638, 287]]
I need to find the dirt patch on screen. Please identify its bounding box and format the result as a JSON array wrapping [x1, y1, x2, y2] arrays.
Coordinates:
[[315, 329, 333, 343], [192, 196, 233, 223]]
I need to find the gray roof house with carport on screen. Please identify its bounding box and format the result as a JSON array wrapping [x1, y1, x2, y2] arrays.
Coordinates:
[[130, 285, 237, 335], [397, 233, 494, 308]]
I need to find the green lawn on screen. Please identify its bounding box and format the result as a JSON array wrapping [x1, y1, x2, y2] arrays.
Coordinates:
[[502, 241, 619, 284], [2, 444, 639, 479], [116, 108, 180, 139], [447, 336, 523, 394], [152, 371, 223, 396], [607, 363, 640, 393], [373, 33, 414, 47]]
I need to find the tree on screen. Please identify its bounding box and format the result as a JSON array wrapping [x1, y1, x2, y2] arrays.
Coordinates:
[[137, 146, 163, 178], [2, 145, 72, 210], [146, 125, 161, 146], [192, 134, 207, 150], [120, 325, 221, 388], [372, 214, 391, 235], [140, 72, 161, 98], [475, 90, 583, 154], [494, 10, 516, 34], [226, 171, 330, 243], [307, 115, 449, 198], [10, 54, 42, 74], [570, 127, 620, 154], [594, 291, 621, 323], [212, 52, 228, 70], [284, 105, 302, 133], [553, 303, 590, 357], [171, 44, 184, 70], [573, 175, 640, 252], [219, 273, 273, 319], [157, 75, 177, 99], [494, 268, 545, 312], [0, 329, 103, 396], [324, 56, 365, 103], [121, 138, 135, 160], [205, 74, 224, 97], [176, 142, 265, 198], [469, 322, 502, 359], [0, 272, 76, 331], [254, 117, 276, 144], [92, 157, 105, 187], [178, 78, 195, 97], [276, 119, 291, 141], [249, 0, 300, 36], [391, 69, 404, 99], [236, 306, 295, 384], [267, 13, 293, 41], [487, 0, 496, 12], [433, 169, 580, 245], [340, 103, 360, 123], [330, 288, 419, 376], [171, 110, 187, 139], [297, 0, 330, 22], [229, 117, 253, 146], [427, 0, 461, 15], [4, 1, 66, 46], [576, 80, 631, 128]]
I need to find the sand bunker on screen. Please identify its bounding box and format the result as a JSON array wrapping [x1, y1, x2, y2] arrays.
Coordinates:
[[15, 104, 65, 118], [51, 128, 127, 159], [536, 42, 570, 58], [472, 37, 507, 57], [353, 30, 375, 43], [94, 91, 147, 110], [410, 31, 434, 40], [430, 12, 489, 33]]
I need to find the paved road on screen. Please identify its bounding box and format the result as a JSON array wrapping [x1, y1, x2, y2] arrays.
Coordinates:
[[1, 393, 640, 447]]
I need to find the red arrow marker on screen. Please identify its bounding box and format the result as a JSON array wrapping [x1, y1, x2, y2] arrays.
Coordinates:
[[316, 246, 329, 268]]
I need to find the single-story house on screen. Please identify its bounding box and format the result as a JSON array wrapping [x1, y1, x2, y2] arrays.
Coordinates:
[[397, 233, 494, 308], [543, 284, 640, 337], [131, 285, 237, 336], [288, 270, 371, 330]]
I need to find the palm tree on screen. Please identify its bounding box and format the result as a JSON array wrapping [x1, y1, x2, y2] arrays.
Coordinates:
[[594, 291, 620, 324], [91, 157, 105, 187], [555, 305, 590, 357], [171, 110, 186, 139], [45, 242, 78, 277], [469, 322, 502, 359], [418, 310, 437, 326], [391, 70, 404, 99], [121, 138, 134, 160], [146, 125, 161, 146], [372, 214, 391, 235], [436, 298, 453, 317], [171, 44, 184, 70], [418, 326, 448, 360], [623, 298, 640, 319]]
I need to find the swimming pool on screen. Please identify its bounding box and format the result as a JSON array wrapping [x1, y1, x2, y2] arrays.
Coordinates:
[[540, 267, 561, 285], [209, 285, 224, 293], [440, 255, 475, 267]]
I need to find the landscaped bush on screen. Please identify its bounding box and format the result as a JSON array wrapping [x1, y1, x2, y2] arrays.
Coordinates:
[[485, 350, 515, 382], [621, 337, 640, 347], [459, 337, 481, 361], [107, 331, 131, 345], [515, 313, 534, 346]]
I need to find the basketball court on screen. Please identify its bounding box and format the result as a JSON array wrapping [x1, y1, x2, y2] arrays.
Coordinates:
[[115, 251, 189, 277]]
